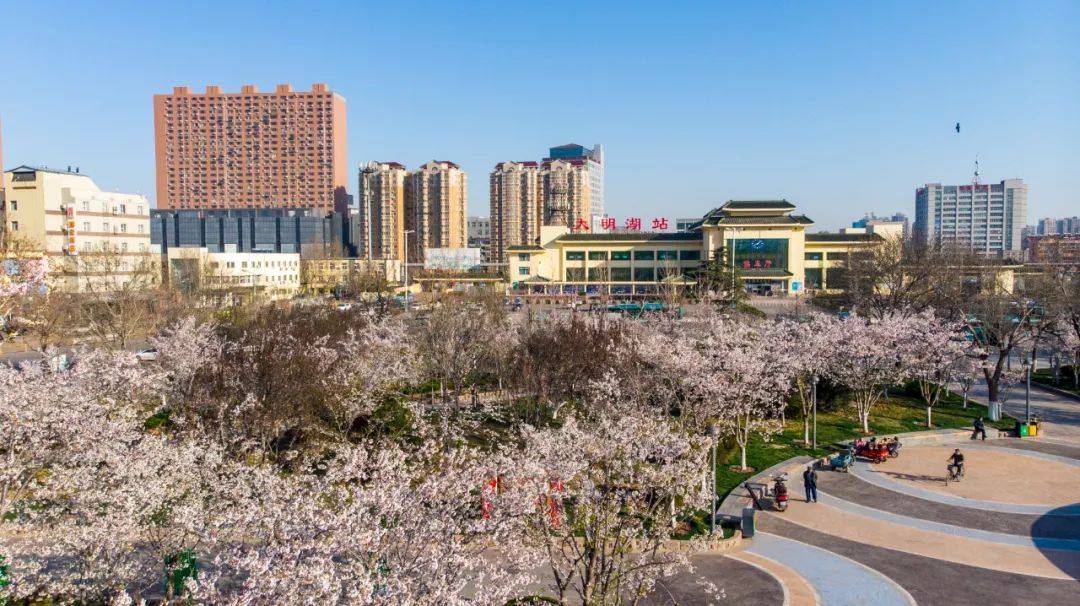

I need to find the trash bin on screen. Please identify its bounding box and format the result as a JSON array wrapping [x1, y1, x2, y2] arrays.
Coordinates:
[[1016, 421, 1029, 437], [1028, 423, 1038, 437], [741, 506, 756, 538]]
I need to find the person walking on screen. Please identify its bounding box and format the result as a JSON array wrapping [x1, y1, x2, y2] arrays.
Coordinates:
[[802, 465, 818, 503], [470, 384, 480, 407], [972, 416, 987, 441]]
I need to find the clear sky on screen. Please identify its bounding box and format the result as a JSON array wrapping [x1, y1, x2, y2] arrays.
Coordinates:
[[1, 0, 1077, 229]]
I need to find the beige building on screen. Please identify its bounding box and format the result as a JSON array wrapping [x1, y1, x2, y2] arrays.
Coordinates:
[[405, 161, 467, 262], [154, 83, 348, 213], [2, 166, 157, 292], [357, 161, 407, 260], [302, 257, 402, 293], [165, 247, 300, 300], [489, 161, 541, 264], [508, 200, 882, 296], [539, 158, 591, 231]]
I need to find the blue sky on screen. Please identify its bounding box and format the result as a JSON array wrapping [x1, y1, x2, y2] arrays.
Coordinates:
[[1, 0, 1077, 229]]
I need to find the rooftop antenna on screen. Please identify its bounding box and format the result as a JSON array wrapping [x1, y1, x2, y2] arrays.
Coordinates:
[[972, 156, 981, 187]]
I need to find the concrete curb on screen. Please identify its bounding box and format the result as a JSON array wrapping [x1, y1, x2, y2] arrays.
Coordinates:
[[716, 456, 814, 521], [1030, 380, 1080, 403], [663, 530, 744, 554]]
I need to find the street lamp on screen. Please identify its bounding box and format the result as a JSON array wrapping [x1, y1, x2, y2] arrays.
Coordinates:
[[1023, 353, 1032, 423], [403, 230, 415, 311], [811, 374, 819, 451], [708, 423, 719, 535]]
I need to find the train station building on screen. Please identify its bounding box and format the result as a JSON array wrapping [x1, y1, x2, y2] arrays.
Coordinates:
[[507, 200, 883, 297]]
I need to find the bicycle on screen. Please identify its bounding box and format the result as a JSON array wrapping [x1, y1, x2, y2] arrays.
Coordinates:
[[945, 463, 964, 485]]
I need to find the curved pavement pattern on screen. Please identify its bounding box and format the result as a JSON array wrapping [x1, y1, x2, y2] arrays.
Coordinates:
[[848, 459, 1080, 515], [744, 532, 915, 606]]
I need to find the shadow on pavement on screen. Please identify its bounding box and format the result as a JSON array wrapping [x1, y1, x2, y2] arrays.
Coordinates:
[[1034, 502, 1080, 581]]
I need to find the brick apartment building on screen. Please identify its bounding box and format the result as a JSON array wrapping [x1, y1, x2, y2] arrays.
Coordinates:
[[153, 84, 347, 214]]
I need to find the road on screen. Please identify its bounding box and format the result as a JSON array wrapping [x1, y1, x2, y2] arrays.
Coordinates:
[[0, 339, 151, 367], [967, 380, 1080, 444]]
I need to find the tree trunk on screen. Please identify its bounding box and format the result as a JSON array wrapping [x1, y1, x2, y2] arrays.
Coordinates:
[[740, 442, 748, 472], [859, 408, 870, 433], [962, 387, 969, 409], [926, 406, 933, 428]]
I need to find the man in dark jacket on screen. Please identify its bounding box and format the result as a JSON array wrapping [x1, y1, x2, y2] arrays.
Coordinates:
[[972, 417, 986, 441], [803, 466, 818, 503]]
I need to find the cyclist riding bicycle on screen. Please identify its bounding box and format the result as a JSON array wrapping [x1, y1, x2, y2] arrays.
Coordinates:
[[947, 449, 965, 477]]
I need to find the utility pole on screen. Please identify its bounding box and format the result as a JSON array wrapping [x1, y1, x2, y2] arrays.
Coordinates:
[[812, 374, 819, 451], [403, 229, 415, 311]]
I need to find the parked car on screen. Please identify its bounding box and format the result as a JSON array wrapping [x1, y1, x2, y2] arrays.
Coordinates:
[[135, 348, 158, 362]]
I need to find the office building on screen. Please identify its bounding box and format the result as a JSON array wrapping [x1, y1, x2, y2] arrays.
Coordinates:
[[2, 166, 156, 292], [357, 161, 407, 260], [153, 84, 348, 213], [151, 208, 352, 257], [404, 161, 467, 262], [914, 179, 1027, 258], [508, 200, 880, 296], [489, 161, 541, 264]]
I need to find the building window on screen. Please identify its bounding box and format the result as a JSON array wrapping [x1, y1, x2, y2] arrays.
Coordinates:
[[657, 250, 678, 261], [518, 266, 529, 276], [804, 268, 823, 289], [825, 251, 849, 262], [82, 201, 89, 211], [565, 267, 585, 281], [679, 250, 701, 261], [633, 267, 655, 282], [588, 251, 608, 261], [804, 252, 823, 261], [565, 251, 585, 261], [82, 221, 91, 231], [611, 250, 631, 261], [610, 267, 632, 281], [8, 201, 15, 211], [588, 267, 608, 281], [518, 253, 529, 261], [634, 250, 655, 261], [120, 223, 128, 233], [137, 224, 144, 233], [9, 221, 17, 231]]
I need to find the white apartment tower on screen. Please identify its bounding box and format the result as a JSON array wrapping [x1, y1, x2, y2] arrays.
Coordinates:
[[914, 178, 1027, 258], [404, 161, 468, 262], [489, 161, 541, 264], [357, 161, 407, 260]]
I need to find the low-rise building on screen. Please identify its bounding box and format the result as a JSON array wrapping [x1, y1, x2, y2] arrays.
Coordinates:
[[2, 166, 157, 292], [301, 257, 402, 293], [508, 200, 882, 297], [1027, 234, 1080, 264], [164, 247, 300, 300]]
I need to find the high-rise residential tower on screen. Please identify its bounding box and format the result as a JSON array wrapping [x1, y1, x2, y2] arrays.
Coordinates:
[[546, 143, 604, 226], [914, 178, 1027, 258], [539, 158, 592, 231], [153, 84, 348, 214], [357, 161, 407, 260], [404, 161, 467, 262], [489, 161, 541, 263]]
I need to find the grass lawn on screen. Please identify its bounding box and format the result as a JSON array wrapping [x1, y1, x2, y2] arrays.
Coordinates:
[[712, 389, 1015, 500], [1032, 369, 1080, 397]]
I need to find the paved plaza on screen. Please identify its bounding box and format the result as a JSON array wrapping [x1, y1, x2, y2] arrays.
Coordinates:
[[680, 384, 1080, 605]]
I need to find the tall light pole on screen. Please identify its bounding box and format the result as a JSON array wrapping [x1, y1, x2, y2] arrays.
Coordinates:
[[403, 229, 415, 311], [1024, 353, 1032, 423], [812, 374, 819, 451], [708, 423, 719, 535]]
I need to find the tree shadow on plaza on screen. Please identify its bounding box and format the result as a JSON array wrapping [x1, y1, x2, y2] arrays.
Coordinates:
[[1033, 502, 1080, 581]]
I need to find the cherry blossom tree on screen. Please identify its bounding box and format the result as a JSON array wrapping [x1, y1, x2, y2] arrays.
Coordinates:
[[684, 314, 793, 470], [901, 310, 967, 427], [509, 404, 710, 605], [775, 314, 842, 445], [950, 346, 984, 409], [829, 314, 913, 433]]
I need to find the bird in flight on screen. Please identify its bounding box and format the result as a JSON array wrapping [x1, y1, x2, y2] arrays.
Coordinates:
[[955, 122, 961, 133]]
